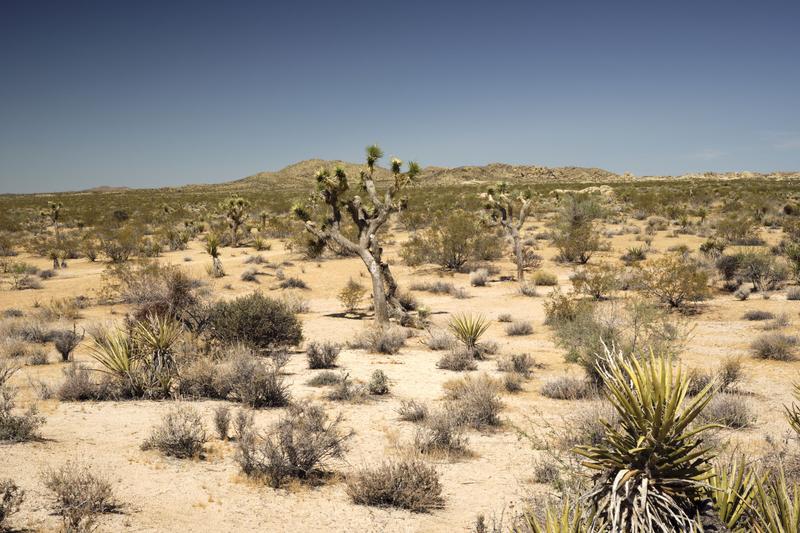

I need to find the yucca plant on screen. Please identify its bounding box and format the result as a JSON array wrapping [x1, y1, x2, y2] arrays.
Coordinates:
[[205, 233, 224, 277], [707, 457, 758, 532], [574, 347, 718, 532], [515, 497, 591, 533], [87, 327, 136, 378], [753, 468, 800, 532], [133, 314, 182, 374], [448, 313, 490, 355], [784, 382, 800, 436]]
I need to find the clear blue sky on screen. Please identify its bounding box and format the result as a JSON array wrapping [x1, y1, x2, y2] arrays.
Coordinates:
[[1, 0, 799, 193]]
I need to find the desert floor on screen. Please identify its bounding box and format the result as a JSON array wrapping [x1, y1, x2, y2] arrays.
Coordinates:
[[1, 220, 798, 532]]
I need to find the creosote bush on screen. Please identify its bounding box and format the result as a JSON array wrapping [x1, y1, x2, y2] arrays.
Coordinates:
[[142, 405, 207, 458], [338, 278, 367, 313], [346, 459, 444, 512], [236, 402, 351, 487], [207, 292, 302, 353]]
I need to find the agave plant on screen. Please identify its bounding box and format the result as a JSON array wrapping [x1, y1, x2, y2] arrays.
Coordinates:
[[448, 313, 490, 354], [574, 347, 718, 532]]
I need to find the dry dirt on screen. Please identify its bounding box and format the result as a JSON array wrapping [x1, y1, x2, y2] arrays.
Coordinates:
[[1, 221, 798, 532]]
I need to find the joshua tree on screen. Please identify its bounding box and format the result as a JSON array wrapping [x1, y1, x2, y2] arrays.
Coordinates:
[[220, 196, 249, 247], [482, 182, 534, 282], [293, 145, 419, 324], [41, 202, 62, 243], [205, 233, 224, 277]]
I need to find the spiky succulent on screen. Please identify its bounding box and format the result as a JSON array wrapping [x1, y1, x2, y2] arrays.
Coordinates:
[[574, 347, 717, 532], [447, 313, 490, 352]]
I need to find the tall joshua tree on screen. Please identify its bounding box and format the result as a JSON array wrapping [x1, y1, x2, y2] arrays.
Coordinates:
[[220, 196, 249, 247], [482, 182, 534, 282], [293, 145, 420, 324]]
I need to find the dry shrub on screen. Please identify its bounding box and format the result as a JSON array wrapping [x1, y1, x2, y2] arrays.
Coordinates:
[[540, 375, 595, 400], [470, 268, 489, 287], [1, 363, 45, 442], [750, 332, 797, 360], [414, 406, 469, 455], [743, 309, 774, 321], [443, 373, 503, 429], [346, 459, 445, 512], [497, 313, 513, 323], [436, 347, 477, 371], [531, 270, 558, 286], [497, 353, 536, 377], [326, 374, 368, 403], [397, 399, 429, 422], [141, 405, 207, 458], [687, 357, 744, 396], [306, 370, 343, 387], [699, 394, 755, 429], [222, 352, 290, 408], [213, 405, 231, 440], [502, 372, 525, 393], [236, 402, 351, 487], [505, 320, 533, 336], [42, 462, 116, 532], [425, 329, 455, 351], [348, 326, 408, 354], [518, 281, 538, 297], [57, 364, 115, 401], [368, 370, 390, 395], [52, 326, 83, 362], [306, 341, 341, 369], [338, 278, 367, 313], [0, 479, 24, 530]]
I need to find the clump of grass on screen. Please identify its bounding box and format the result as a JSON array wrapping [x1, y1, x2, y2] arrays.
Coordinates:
[[141, 405, 207, 458], [436, 347, 477, 371], [425, 329, 455, 351], [306, 341, 341, 369], [279, 277, 308, 289], [213, 405, 231, 440], [742, 310, 774, 321], [497, 313, 513, 323], [540, 375, 595, 400], [699, 394, 755, 429], [531, 271, 558, 286], [518, 282, 538, 297], [505, 320, 533, 336], [41, 462, 116, 532], [368, 370, 390, 395], [240, 268, 260, 283], [787, 287, 800, 301], [442, 373, 503, 429], [497, 353, 536, 377], [414, 406, 469, 456], [1, 363, 45, 442], [346, 459, 445, 512], [763, 312, 791, 330], [750, 332, 797, 360]]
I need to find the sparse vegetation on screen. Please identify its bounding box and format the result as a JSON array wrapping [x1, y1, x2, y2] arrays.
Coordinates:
[[346, 459, 444, 512]]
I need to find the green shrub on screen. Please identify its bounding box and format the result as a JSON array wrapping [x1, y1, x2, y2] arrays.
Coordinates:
[[634, 253, 710, 308], [207, 292, 302, 353]]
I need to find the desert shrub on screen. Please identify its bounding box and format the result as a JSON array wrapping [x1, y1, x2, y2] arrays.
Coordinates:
[[306, 370, 343, 387], [497, 353, 536, 377], [236, 402, 351, 487], [540, 375, 594, 400], [470, 268, 489, 287], [1, 365, 45, 442], [570, 262, 621, 300], [715, 254, 741, 282], [436, 347, 477, 371], [52, 326, 83, 362], [531, 270, 558, 286], [443, 373, 503, 428], [240, 268, 259, 283], [501, 372, 524, 392], [736, 249, 787, 292], [0, 479, 24, 530], [505, 320, 532, 336], [743, 309, 774, 321], [750, 332, 797, 360], [621, 245, 648, 264], [517, 282, 538, 297], [279, 276, 308, 289], [42, 463, 116, 532], [27, 347, 48, 366], [734, 287, 751, 300], [552, 194, 604, 264], [326, 374, 368, 403], [99, 225, 142, 263], [306, 341, 341, 369], [338, 278, 367, 313], [425, 329, 454, 351], [414, 406, 469, 455], [207, 292, 302, 353], [689, 357, 745, 396], [787, 287, 800, 300], [141, 405, 207, 458], [551, 298, 689, 384], [556, 402, 618, 450], [397, 399, 429, 422], [57, 364, 117, 401], [0, 338, 28, 359], [223, 352, 290, 408], [175, 356, 228, 399], [634, 253, 710, 308], [400, 210, 502, 270], [346, 459, 444, 512], [348, 326, 407, 354], [368, 370, 390, 395], [763, 312, 791, 330], [497, 313, 513, 323], [699, 394, 755, 429], [233, 409, 254, 442], [542, 288, 586, 325], [277, 290, 310, 314], [213, 405, 231, 440]]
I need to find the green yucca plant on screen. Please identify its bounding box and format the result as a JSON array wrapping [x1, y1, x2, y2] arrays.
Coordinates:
[[707, 457, 758, 532], [515, 497, 591, 533], [448, 313, 490, 354], [87, 327, 136, 378], [784, 382, 800, 436], [133, 314, 183, 373], [574, 346, 718, 532], [753, 468, 800, 533]]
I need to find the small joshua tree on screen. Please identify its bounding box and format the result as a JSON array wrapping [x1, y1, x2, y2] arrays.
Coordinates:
[[205, 233, 224, 277], [294, 145, 420, 324], [221, 196, 249, 247], [42, 201, 63, 243], [482, 182, 534, 282]]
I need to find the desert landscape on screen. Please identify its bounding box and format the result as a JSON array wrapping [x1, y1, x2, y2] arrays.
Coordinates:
[[1, 150, 800, 531]]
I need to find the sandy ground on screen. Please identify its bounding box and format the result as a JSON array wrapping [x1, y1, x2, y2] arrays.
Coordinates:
[[1, 221, 798, 532]]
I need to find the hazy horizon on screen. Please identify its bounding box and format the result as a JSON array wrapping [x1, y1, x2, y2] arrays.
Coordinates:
[[2, 0, 799, 194]]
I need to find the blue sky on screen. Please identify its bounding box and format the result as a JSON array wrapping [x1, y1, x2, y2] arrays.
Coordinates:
[[1, 0, 799, 193]]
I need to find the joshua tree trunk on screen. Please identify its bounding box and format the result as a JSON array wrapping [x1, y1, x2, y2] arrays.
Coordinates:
[[483, 183, 533, 284], [511, 230, 524, 282]]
